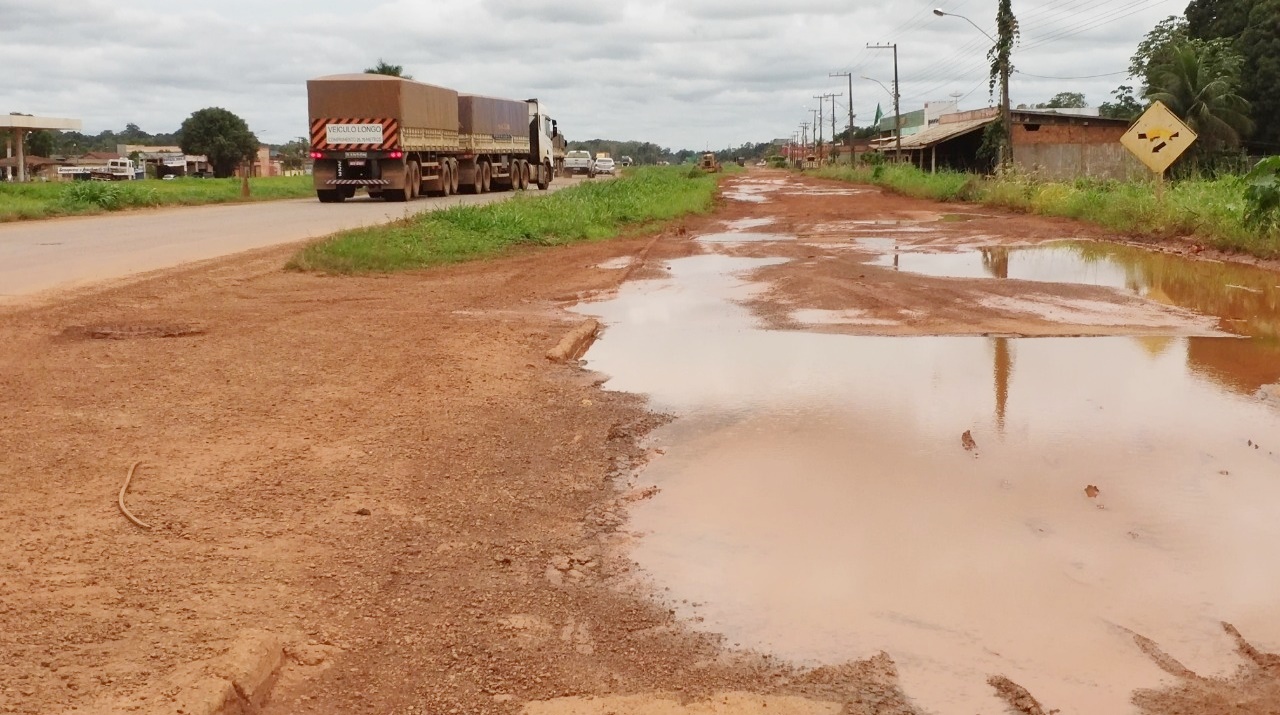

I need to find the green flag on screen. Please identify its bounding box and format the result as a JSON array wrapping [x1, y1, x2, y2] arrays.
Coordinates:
[[874, 103, 883, 127]]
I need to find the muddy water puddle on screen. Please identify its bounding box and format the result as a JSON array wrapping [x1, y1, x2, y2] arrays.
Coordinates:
[[574, 239, 1280, 714], [875, 241, 1280, 342]]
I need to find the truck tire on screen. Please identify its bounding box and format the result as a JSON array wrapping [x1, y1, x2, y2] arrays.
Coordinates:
[[481, 162, 492, 193], [441, 164, 453, 196], [450, 160, 460, 194], [317, 189, 344, 203], [537, 161, 551, 190], [408, 161, 421, 200], [518, 160, 529, 190], [340, 185, 356, 199], [466, 164, 482, 194]]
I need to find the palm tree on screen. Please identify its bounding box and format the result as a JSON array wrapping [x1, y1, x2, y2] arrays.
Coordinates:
[[364, 59, 411, 79], [1145, 42, 1253, 156]]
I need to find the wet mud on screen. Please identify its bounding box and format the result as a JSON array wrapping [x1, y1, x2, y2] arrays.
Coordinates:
[[574, 171, 1280, 714]]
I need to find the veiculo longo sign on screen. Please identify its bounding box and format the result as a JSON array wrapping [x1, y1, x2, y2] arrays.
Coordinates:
[[326, 123, 384, 145]]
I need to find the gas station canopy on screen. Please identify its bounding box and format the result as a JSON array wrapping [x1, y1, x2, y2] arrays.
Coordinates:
[[2, 114, 83, 182]]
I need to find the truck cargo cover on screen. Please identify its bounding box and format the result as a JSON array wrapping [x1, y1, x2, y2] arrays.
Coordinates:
[[307, 74, 459, 134], [458, 94, 528, 138]]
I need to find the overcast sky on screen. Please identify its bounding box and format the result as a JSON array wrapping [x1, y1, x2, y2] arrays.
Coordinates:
[[1, 0, 1183, 150]]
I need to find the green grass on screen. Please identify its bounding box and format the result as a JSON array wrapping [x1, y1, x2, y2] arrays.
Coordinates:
[[0, 175, 314, 222], [813, 164, 1280, 258], [288, 166, 720, 273]]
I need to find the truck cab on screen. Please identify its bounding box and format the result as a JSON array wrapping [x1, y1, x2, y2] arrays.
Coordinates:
[[527, 99, 557, 188]]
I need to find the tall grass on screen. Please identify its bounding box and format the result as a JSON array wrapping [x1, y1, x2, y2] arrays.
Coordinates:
[[289, 167, 719, 273], [814, 164, 1280, 258], [0, 175, 314, 222]]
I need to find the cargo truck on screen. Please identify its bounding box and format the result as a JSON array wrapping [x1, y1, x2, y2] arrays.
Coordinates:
[[307, 74, 562, 203]]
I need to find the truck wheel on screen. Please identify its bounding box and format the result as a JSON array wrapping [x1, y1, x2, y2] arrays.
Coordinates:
[[537, 162, 551, 190], [518, 161, 529, 190], [317, 189, 344, 203], [467, 165, 482, 194], [408, 161, 421, 200], [481, 162, 492, 193], [441, 164, 453, 196], [450, 160, 460, 194], [340, 185, 356, 199]]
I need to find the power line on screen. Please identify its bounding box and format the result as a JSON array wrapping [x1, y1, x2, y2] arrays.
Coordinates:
[[1014, 69, 1129, 79]]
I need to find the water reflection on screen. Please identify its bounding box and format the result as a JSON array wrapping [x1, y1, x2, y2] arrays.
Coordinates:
[[877, 242, 1280, 394], [573, 252, 1280, 714]]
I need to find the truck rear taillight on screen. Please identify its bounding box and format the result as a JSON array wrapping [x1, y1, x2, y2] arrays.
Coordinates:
[[309, 151, 323, 159], [388, 151, 403, 159]]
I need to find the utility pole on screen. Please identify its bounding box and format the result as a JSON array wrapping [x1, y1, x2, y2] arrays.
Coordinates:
[[809, 109, 819, 156], [812, 97, 825, 158], [815, 93, 840, 163], [800, 122, 810, 163], [828, 93, 841, 163], [831, 72, 855, 163], [867, 43, 901, 162]]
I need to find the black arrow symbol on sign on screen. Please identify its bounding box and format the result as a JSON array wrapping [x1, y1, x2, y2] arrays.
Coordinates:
[[1152, 141, 1168, 153]]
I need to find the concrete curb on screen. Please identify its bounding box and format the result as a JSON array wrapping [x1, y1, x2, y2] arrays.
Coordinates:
[[547, 318, 600, 363]]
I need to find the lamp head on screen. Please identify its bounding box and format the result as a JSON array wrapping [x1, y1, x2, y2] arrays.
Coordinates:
[[932, 8, 946, 15]]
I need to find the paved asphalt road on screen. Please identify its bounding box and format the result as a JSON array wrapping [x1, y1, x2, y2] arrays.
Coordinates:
[[0, 180, 580, 301]]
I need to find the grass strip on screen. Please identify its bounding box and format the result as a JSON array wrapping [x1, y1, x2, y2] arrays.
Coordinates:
[[814, 164, 1280, 259], [288, 166, 719, 273], [0, 175, 315, 223]]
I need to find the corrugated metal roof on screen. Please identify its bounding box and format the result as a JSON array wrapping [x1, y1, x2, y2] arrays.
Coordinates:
[[871, 116, 996, 151]]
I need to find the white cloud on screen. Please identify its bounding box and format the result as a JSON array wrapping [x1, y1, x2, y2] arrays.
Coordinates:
[[0, 0, 1178, 149]]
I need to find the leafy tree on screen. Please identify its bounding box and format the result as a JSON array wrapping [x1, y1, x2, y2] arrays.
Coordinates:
[[988, 0, 1019, 166], [1186, 0, 1280, 152], [1099, 85, 1144, 120], [24, 130, 54, 157], [1131, 16, 1191, 89], [1146, 42, 1253, 158], [364, 59, 411, 79], [278, 137, 309, 170], [1039, 92, 1087, 108], [178, 108, 259, 178]]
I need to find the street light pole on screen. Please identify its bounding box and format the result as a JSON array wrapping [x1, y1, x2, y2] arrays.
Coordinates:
[[934, 8, 1012, 168], [867, 43, 901, 161]]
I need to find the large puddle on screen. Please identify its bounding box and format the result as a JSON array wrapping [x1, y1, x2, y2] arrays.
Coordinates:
[[572, 242, 1280, 713]]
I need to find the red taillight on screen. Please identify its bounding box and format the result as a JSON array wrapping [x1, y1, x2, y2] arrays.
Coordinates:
[[309, 151, 323, 159], [389, 151, 403, 159]]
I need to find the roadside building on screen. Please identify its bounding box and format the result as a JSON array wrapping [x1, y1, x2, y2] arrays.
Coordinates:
[[234, 146, 284, 178], [0, 155, 60, 181], [872, 106, 1142, 180]]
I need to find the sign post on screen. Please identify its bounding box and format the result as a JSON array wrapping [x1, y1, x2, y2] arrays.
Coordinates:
[[1120, 100, 1197, 201]]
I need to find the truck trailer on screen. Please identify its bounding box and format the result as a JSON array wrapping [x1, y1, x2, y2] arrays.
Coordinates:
[[307, 74, 562, 203]]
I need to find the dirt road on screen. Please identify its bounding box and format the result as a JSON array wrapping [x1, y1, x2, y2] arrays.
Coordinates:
[[0, 181, 579, 301], [2, 170, 1278, 715]]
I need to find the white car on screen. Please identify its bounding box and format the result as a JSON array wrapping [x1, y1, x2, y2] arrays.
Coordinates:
[[593, 157, 616, 175]]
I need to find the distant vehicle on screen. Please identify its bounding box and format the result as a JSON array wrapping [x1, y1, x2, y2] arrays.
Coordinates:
[[56, 158, 139, 181], [161, 174, 177, 181], [620, 156, 634, 167], [698, 153, 721, 173], [564, 150, 594, 177], [595, 152, 610, 160], [593, 157, 617, 175], [306, 73, 560, 202]]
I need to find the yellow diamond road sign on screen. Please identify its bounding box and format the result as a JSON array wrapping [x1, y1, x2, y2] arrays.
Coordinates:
[[1121, 100, 1197, 174]]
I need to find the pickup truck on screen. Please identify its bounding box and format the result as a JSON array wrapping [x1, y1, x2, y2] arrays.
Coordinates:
[[564, 150, 594, 177]]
